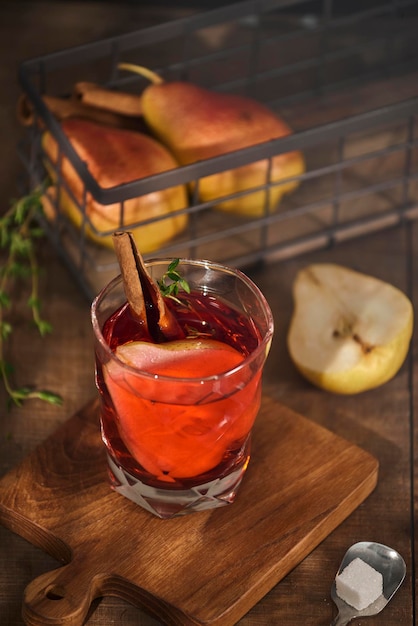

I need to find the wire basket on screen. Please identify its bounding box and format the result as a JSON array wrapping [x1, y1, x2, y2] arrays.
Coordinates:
[[17, 0, 418, 300]]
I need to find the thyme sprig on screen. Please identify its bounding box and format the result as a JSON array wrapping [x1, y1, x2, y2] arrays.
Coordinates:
[[157, 258, 190, 304], [0, 187, 62, 408]]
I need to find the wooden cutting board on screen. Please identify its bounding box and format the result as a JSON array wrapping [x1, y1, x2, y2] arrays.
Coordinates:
[[0, 395, 378, 626]]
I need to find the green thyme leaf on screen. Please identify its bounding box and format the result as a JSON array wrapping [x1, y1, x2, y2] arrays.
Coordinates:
[[167, 259, 180, 272], [179, 278, 191, 293], [1, 322, 12, 340], [0, 185, 63, 408], [157, 258, 190, 303]]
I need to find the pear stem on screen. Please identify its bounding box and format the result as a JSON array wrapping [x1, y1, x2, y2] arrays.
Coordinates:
[[117, 63, 164, 86]]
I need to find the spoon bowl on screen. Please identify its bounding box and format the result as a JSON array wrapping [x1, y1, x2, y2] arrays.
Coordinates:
[[330, 541, 406, 625]]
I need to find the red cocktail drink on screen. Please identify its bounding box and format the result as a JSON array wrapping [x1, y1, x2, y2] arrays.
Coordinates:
[[92, 259, 273, 518]]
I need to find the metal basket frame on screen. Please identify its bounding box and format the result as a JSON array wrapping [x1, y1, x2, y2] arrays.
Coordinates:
[[17, 0, 418, 299]]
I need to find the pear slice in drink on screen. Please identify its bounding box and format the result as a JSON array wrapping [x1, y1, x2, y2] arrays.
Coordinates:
[[103, 339, 251, 479]]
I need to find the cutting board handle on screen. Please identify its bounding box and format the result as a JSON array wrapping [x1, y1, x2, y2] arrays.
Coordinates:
[[22, 560, 98, 626]]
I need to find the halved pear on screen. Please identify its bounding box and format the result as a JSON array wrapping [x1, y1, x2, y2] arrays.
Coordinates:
[[42, 118, 188, 253], [287, 263, 413, 394]]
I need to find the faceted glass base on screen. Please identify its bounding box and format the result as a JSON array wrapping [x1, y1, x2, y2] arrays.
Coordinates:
[[106, 452, 250, 519]]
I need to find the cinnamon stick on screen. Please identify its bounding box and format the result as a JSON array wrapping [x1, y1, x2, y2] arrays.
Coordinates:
[[17, 93, 143, 131], [112, 231, 181, 342], [112, 231, 147, 328], [74, 81, 144, 117]]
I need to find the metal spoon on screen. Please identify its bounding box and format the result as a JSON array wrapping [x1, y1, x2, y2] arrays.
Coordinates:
[[330, 541, 406, 625]]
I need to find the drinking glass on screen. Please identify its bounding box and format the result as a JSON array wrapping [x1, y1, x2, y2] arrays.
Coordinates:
[[91, 258, 273, 518]]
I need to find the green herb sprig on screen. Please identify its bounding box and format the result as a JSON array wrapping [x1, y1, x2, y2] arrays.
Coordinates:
[[157, 258, 190, 303], [0, 187, 62, 408]]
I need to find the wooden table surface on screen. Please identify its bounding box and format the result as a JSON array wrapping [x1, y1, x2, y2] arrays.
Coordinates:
[[0, 2, 417, 625]]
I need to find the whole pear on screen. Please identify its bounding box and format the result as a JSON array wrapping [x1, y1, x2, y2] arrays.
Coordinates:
[[42, 118, 188, 252], [287, 263, 413, 394], [119, 64, 305, 217]]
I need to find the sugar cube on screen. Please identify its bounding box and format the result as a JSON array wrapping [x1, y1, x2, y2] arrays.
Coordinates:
[[335, 557, 383, 610]]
